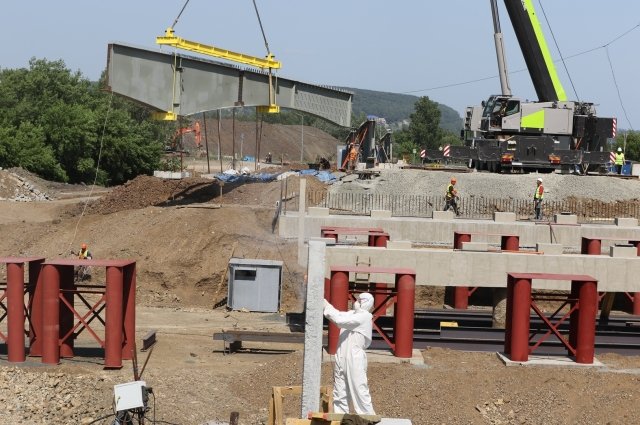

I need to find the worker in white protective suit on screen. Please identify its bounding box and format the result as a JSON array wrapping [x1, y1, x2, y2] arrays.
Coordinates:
[[323, 292, 375, 415]]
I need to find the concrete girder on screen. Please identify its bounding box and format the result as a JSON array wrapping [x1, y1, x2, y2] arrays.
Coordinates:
[[105, 43, 352, 126]]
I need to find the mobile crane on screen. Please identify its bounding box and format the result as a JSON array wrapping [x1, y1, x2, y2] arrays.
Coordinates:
[[459, 0, 616, 173]]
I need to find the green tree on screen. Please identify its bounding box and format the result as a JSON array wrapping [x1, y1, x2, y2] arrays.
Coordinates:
[[0, 59, 167, 185], [409, 96, 442, 150], [616, 131, 640, 162]]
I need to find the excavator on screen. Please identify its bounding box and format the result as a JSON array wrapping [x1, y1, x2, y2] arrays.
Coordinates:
[[457, 0, 616, 173], [167, 121, 202, 152]]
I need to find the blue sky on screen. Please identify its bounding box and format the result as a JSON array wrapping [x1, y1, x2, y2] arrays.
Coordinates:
[[4, 1, 638, 130]]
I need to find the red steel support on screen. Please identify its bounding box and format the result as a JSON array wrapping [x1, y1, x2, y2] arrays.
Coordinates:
[[105, 266, 124, 368], [59, 266, 75, 358], [581, 237, 601, 255], [122, 264, 136, 360], [42, 264, 61, 365], [394, 273, 415, 358], [504, 275, 514, 355], [508, 277, 532, 362], [453, 232, 471, 309], [634, 294, 640, 316], [574, 280, 598, 364], [372, 233, 390, 248], [6, 263, 25, 362], [501, 235, 520, 251], [28, 260, 44, 356], [328, 271, 349, 355], [324, 277, 330, 302]]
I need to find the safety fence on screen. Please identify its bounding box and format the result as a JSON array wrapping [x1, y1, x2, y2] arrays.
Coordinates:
[[289, 191, 640, 224]]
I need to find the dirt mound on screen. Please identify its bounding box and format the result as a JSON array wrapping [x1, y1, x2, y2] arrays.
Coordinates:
[[85, 175, 221, 214]]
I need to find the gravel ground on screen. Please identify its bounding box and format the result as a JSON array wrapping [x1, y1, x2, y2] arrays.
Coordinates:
[[330, 169, 640, 203]]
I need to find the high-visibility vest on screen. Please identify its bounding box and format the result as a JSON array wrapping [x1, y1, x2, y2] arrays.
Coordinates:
[[615, 152, 625, 165], [534, 185, 544, 200], [445, 183, 457, 199], [79, 249, 90, 259]]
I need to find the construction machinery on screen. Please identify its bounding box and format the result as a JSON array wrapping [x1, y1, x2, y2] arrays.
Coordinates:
[[340, 117, 392, 170], [457, 0, 616, 173], [167, 121, 201, 152]]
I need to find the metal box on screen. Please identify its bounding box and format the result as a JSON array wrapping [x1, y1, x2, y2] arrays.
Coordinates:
[[227, 258, 283, 312]]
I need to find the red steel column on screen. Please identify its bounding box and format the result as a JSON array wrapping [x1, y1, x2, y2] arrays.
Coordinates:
[[501, 235, 519, 251], [7, 262, 25, 362], [453, 232, 471, 309], [328, 270, 349, 355], [122, 263, 136, 361], [509, 277, 532, 362], [105, 266, 124, 368], [28, 259, 44, 356], [581, 237, 601, 255], [569, 283, 580, 352], [394, 273, 415, 358], [59, 266, 75, 358], [504, 275, 515, 355], [575, 280, 598, 364], [373, 233, 389, 248], [42, 265, 60, 365], [324, 277, 330, 302]]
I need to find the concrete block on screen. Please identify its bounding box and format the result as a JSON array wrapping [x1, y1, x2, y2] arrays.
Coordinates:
[[309, 237, 336, 246], [493, 212, 516, 222], [554, 214, 578, 225], [308, 207, 329, 217], [610, 245, 638, 258], [461, 242, 489, 252], [432, 210, 455, 220], [387, 240, 412, 250], [371, 209, 392, 219], [536, 243, 563, 255], [615, 217, 638, 227]]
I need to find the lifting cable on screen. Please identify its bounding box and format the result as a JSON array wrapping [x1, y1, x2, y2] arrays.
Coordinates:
[[605, 48, 635, 131], [170, 0, 191, 29], [537, 0, 580, 101], [252, 0, 272, 57]]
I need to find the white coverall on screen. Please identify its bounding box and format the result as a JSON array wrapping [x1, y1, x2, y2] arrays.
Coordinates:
[[323, 293, 375, 415]]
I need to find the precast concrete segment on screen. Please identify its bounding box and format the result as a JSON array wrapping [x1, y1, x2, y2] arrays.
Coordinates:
[[106, 43, 352, 126], [279, 213, 640, 250], [324, 246, 640, 292]]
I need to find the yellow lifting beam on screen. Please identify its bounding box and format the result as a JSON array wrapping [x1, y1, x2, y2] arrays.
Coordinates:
[[155, 27, 281, 118], [156, 28, 281, 70]]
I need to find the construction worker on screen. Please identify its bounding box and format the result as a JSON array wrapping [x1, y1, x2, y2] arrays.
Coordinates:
[[443, 177, 460, 216], [534, 178, 544, 220], [323, 293, 376, 415], [348, 144, 358, 170], [78, 243, 92, 260], [614, 147, 625, 174]]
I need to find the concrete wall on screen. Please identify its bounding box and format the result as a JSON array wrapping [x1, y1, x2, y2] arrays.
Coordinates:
[[324, 245, 640, 292]]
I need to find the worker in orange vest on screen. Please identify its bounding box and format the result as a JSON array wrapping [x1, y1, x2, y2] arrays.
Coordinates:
[[534, 178, 544, 220], [348, 144, 358, 170], [443, 177, 460, 216]]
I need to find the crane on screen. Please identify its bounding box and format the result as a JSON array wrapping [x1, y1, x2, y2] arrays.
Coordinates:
[[460, 0, 615, 174]]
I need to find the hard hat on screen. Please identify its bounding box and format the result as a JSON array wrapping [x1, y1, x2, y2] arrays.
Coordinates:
[[618, 147, 622, 152], [450, 177, 457, 183], [537, 178, 542, 183], [81, 243, 87, 249]]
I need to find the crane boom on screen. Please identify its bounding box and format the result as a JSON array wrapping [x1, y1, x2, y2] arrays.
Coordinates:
[[503, 0, 566, 102]]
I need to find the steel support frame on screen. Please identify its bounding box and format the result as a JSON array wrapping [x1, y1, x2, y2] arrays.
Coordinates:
[[327, 266, 415, 358], [452, 232, 519, 309], [582, 237, 640, 315], [40, 259, 136, 368], [505, 272, 598, 364], [0, 258, 45, 363]]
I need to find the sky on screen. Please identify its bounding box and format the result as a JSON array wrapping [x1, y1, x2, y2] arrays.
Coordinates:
[[3, 0, 639, 130]]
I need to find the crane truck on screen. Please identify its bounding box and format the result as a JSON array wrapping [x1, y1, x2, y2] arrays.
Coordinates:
[[456, 0, 616, 173]]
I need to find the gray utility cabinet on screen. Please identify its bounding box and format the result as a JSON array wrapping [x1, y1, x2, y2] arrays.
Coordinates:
[[227, 258, 283, 313]]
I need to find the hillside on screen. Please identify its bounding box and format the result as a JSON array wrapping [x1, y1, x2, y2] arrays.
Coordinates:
[[346, 87, 463, 134]]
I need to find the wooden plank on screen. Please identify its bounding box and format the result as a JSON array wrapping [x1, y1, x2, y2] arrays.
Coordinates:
[[599, 292, 616, 324]]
